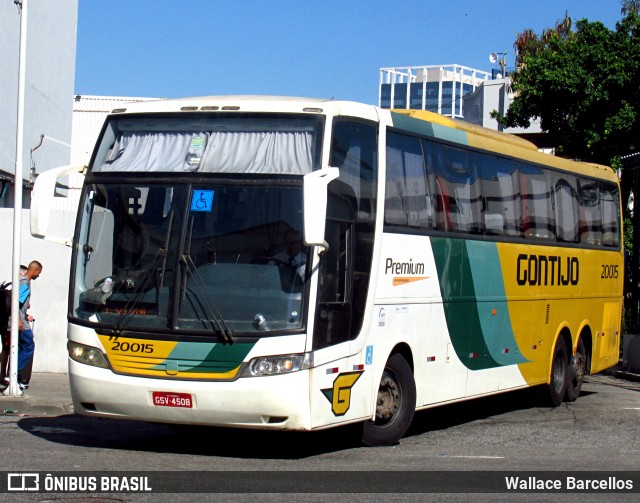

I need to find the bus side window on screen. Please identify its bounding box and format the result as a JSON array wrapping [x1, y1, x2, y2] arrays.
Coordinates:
[[480, 157, 521, 237], [314, 218, 353, 350], [327, 118, 377, 343], [435, 175, 453, 231], [554, 176, 580, 243], [430, 142, 451, 231], [577, 178, 602, 246], [434, 145, 482, 234], [600, 182, 620, 247], [384, 131, 435, 229], [318, 219, 350, 304], [521, 169, 555, 240]]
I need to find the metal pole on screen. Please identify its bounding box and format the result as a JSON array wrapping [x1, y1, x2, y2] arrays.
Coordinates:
[[6, 0, 28, 397]]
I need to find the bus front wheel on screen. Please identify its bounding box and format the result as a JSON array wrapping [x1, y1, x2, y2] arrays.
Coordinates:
[[564, 338, 586, 402], [362, 353, 416, 447], [545, 336, 568, 407]]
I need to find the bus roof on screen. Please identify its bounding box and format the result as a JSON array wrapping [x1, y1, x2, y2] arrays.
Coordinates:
[[109, 95, 348, 114], [390, 109, 617, 183], [392, 109, 539, 151], [105, 95, 618, 184]]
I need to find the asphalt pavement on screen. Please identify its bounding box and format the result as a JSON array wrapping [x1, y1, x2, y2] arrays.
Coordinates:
[[0, 363, 638, 419]]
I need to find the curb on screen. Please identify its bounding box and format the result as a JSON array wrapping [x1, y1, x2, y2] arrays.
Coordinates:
[[0, 373, 74, 417], [602, 359, 640, 383], [603, 368, 640, 383], [0, 395, 74, 417]]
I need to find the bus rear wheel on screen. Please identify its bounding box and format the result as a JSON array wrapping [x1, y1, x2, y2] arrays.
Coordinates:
[[362, 353, 416, 447], [545, 336, 568, 407], [564, 338, 586, 402]]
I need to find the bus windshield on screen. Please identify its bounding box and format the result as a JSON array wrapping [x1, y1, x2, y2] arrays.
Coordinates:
[[71, 181, 309, 335]]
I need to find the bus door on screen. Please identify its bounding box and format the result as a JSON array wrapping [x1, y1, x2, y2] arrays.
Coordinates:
[[308, 118, 379, 428], [308, 188, 371, 427]]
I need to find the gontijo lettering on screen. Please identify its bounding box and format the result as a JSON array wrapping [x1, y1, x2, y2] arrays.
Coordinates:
[[516, 254, 579, 286]]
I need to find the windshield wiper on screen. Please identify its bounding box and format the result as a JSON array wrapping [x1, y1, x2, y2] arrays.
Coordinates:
[[110, 248, 166, 337], [182, 255, 235, 343]]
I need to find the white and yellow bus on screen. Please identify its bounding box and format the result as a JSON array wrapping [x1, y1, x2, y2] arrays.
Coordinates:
[[32, 96, 622, 446]]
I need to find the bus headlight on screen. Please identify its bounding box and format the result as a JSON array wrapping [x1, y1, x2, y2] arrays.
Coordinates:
[[242, 353, 313, 377], [68, 341, 109, 369]]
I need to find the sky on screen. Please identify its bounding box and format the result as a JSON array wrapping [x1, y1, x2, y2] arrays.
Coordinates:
[[75, 0, 626, 106]]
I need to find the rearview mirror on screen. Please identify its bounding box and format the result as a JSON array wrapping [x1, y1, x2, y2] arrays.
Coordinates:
[[30, 164, 85, 246], [303, 167, 340, 252]]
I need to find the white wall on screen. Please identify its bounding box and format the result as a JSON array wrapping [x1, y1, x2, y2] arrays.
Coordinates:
[[0, 0, 78, 179], [0, 209, 73, 373]]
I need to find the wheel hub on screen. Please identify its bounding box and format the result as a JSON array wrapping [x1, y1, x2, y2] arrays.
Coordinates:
[[375, 373, 400, 421], [571, 353, 585, 383]]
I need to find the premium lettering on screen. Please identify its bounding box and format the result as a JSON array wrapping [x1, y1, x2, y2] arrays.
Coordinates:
[[385, 258, 425, 275], [516, 254, 579, 286]]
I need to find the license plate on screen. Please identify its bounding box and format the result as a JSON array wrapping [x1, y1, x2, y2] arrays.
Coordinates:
[[152, 391, 193, 408]]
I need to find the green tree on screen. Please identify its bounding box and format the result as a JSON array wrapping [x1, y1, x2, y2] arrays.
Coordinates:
[[496, 2, 640, 329], [497, 9, 640, 169], [622, 0, 640, 15]]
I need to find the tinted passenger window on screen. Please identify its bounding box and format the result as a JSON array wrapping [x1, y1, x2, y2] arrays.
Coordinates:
[[432, 144, 482, 233], [480, 157, 521, 236], [385, 132, 435, 228], [554, 175, 580, 243]]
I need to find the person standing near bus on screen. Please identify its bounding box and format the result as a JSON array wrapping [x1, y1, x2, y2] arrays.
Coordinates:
[[1, 265, 28, 385], [17, 260, 43, 390]]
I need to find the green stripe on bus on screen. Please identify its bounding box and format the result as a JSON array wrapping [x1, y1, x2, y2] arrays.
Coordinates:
[[152, 340, 255, 373], [431, 237, 526, 370], [465, 240, 528, 366], [390, 112, 469, 145]]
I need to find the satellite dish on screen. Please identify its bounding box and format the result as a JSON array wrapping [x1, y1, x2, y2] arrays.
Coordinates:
[[489, 53, 498, 63], [495, 73, 503, 79]]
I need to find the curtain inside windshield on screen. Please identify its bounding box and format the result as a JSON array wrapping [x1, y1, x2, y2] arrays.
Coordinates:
[[93, 115, 322, 175]]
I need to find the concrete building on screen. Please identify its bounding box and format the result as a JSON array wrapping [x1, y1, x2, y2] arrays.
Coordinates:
[[462, 77, 549, 151], [1, 93, 160, 375], [379, 65, 491, 119], [0, 0, 78, 373], [65, 95, 160, 212], [461, 77, 514, 131], [461, 77, 544, 133], [67, 95, 160, 204], [0, 0, 78, 203], [380, 65, 546, 149], [71, 95, 161, 166]]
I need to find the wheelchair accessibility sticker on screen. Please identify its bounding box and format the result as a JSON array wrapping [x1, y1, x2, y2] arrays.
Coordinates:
[[191, 190, 214, 212]]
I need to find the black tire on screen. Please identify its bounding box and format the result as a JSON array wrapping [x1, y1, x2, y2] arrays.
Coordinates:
[[564, 338, 586, 402], [545, 336, 568, 407], [362, 353, 416, 447]]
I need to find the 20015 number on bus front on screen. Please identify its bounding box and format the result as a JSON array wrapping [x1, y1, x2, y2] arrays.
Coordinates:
[[111, 341, 154, 353], [601, 264, 619, 279]]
